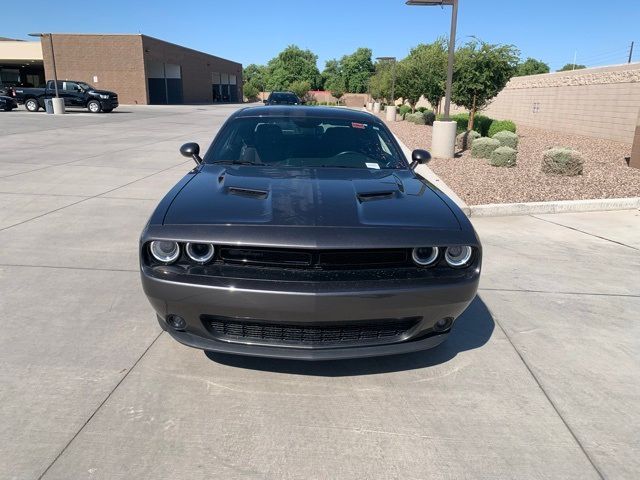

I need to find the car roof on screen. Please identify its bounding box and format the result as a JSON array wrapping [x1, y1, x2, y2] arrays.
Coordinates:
[[233, 106, 380, 122]]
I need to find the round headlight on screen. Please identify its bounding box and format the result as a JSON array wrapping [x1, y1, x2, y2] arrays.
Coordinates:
[[412, 247, 439, 266], [445, 246, 473, 267], [186, 242, 215, 264], [149, 241, 180, 263]]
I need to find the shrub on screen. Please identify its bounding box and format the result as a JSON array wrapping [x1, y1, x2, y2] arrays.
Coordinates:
[[492, 130, 518, 149], [456, 130, 481, 151], [399, 104, 412, 118], [471, 137, 501, 159], [435, 113, 496, 136], [417, 106, 427, 113], [474, 115, 494, 137], [423, 110, 436, 126], [489, 146, 517, 167], [488, 119, 517, 137], [542, 148, 584, 176], [405, 112, 426, 125]]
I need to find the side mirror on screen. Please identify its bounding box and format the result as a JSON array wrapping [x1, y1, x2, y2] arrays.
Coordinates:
[[180, 142, 202, 165], [410, 149, 431, 169]]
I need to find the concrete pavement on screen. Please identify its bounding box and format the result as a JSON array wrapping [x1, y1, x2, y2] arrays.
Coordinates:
[[0, 105, 638, 479]]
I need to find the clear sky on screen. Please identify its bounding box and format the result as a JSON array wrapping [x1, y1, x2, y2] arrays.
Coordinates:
[[4, 0, 638, 71]]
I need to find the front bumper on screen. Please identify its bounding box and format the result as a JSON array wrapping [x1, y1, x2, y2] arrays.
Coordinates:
[[99, 99, 118, 110], [141, 267, 479, 360]]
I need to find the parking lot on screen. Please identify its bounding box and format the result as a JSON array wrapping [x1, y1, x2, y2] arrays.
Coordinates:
[[0, 104, 638, 479]]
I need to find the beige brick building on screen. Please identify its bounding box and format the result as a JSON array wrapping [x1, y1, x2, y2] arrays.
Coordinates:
[[1, 34, 242, 105]]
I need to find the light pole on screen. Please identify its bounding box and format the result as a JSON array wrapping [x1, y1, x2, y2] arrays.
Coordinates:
[[28, 32, 65, 114], [406, 0, 458, 157]]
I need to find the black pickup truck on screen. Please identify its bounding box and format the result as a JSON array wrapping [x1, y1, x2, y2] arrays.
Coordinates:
[[15, 80, 118, 113]]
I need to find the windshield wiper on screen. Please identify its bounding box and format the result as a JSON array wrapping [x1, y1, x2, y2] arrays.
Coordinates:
[[211, 160, 257, 166]]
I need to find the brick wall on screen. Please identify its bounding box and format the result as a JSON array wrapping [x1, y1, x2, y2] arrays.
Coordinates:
[[42, 35, 147, 105], [41, 34, 243, 105], [481, 63, 640, 144], [141, 35, 242, 104]]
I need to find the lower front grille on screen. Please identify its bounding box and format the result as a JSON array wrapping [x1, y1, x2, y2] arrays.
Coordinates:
[[203, 316, 421, 347]]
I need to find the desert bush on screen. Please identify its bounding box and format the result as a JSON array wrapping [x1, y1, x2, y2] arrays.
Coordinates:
[[405, 112, 426, 125], [489, 146, 517, 167], [456, 130, 481, 151], [417, 106, 427, 113], [471, 137, 501, 159], [474, 115, 494, 136], [423, 110, 436, 125], [542, 148, 584, 176], [492, 130, 518, 149], [488, 119, 517, 137], [398, 104, 412, 118]]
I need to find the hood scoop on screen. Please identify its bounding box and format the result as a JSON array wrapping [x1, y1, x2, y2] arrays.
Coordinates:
[[227, 186, 269, 199], [356, 190, 397, 202]]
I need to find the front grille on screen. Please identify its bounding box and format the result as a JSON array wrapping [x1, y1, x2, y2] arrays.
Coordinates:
[[217, 246, 410, 270], [203, 316, 421, 347]]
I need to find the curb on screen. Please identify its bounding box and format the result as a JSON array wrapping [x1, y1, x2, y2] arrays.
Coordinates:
[[468, 197, 640, 217]]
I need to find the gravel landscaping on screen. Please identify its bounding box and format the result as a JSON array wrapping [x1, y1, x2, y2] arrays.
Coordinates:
[[384, 116, 639, 205]]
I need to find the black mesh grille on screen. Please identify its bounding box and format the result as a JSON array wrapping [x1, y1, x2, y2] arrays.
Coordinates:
[[203, 316, 420, 346], [217, 246, 410, 269]]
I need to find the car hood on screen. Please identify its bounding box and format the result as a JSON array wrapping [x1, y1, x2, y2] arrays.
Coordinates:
[[163, 165, 460, 230], [90, 89, 117, 96]]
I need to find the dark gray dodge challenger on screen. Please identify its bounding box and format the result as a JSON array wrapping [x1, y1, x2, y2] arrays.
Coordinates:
[[140, 106, 481, 360]]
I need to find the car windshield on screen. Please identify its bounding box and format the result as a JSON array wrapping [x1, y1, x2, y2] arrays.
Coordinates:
[[205, 116, 406, 169], [270, 93, 298, 103], [78, 82, 93, 90]]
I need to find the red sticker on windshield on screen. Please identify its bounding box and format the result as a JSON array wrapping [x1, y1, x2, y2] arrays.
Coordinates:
[[351, 122, 367, 129]]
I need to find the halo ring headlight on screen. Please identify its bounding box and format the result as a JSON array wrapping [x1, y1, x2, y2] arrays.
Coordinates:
[[149, 241, 180, 264], [445, 246, 473, 268], [412, 246, 439, 266], [186, 242, 215, 264]]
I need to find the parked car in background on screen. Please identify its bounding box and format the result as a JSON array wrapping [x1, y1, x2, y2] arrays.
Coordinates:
[[0, 95, 18, 111], [14, 80, 118, 113], [264, 91, 301, 105], [140, 106, 482, 360]]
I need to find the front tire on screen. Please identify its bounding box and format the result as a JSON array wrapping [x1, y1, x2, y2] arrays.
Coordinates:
[[87, 100, 102, 113], [25, 98, 39, 112]]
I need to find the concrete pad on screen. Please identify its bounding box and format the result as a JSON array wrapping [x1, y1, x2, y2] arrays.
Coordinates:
[[0, 162, 55, 177], [534, 209, 640, 249], [0, 192, 87, 229], [0, 266, 160, 480], [479, 289, 640, 479], [39, 298, 599, 480], [0, 197, 156, 270], [472, 214, 640, 296], [0, 165, 156, 196], [100, 164, 192, 200]]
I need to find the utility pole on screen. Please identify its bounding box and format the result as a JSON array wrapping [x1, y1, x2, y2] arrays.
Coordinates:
[[629, 41, 635, 64], [572, 51, 577, 70]]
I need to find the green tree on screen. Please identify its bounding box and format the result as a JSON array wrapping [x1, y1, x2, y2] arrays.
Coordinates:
[[321, 59, 341, 90], [515, 57, 550, 76], [266, 45, 321, 90], [288, 80, 311, 100], [325, 75, 346, 103], [339, 48, 375, 93], [243, 64, 267, 89], [369, 61, 393, 102], [452, 40, 519, 130], [395, 39, 448, 112], [557, 63, 587, 71], [243, 82, 259, 101]]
